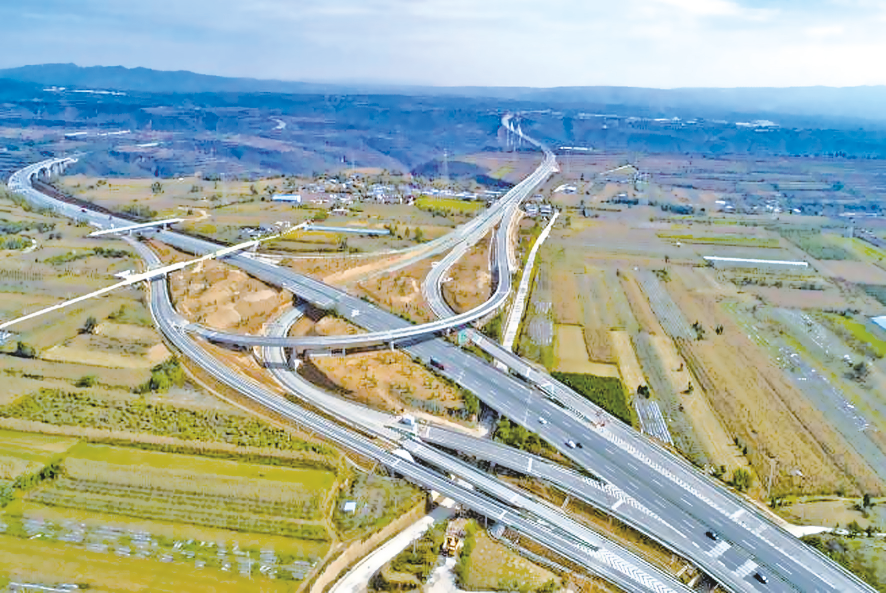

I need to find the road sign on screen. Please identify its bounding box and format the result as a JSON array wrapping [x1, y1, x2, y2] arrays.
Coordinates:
[[457, 329, 469, 346]]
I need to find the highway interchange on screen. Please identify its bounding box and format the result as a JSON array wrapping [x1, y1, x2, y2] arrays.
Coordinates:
[[11, 151, 693, 593], [6, 118, 877, 593]]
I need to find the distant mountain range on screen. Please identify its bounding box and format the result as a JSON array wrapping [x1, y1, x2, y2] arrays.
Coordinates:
[[3, 63, 886, 126]]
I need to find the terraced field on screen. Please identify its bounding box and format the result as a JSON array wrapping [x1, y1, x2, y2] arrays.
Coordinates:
[[28, 443, 337, 539]]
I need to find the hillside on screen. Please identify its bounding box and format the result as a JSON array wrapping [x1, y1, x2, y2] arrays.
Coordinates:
[[4, 64, 886, 126]]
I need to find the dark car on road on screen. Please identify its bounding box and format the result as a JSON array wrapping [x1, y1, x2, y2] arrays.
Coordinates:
[[705, 530, 719, 541]]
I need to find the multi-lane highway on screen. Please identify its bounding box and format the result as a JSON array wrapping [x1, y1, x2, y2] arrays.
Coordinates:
[[9, 125, 877, 593], [11, 156, 698, 593], [182, 116, 556, 352]]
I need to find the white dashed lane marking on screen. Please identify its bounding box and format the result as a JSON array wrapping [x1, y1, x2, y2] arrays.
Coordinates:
[[735, 559, 757, 578]]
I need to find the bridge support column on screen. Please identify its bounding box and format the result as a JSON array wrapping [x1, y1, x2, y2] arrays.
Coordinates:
[[288, 348, 301, 370]]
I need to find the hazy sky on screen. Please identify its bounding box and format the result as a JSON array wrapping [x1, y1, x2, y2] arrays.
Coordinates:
[[2, 0, 885, 88]]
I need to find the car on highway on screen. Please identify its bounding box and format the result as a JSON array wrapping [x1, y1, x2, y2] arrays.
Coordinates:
[[754, 572, 768, 584], [706, 530, 719, 541], [429, 357, 445, 371], [538, 417, 548, 425], [566, 440, 577, 449]]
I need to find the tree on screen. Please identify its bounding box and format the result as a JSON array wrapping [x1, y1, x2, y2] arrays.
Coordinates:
[[75, 375, 97, 388], [463, 392, 480, 418], [637, 384, 651, 399], [863, 493, 872, 509], [691, 321, 706, 341], [536, 580, 559, 593], [12, 341, 36, 359], [150, 181, 163, 194], [413, 227, 424, 242], [80, 316, 98, 335], [848, 361, 869, 382], [731, 468, 753, 492]]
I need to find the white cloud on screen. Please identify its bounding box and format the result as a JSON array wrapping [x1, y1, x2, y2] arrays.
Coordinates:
[[1, 0, 885, 88], [805, 24, 846, 38], [651, 0, 741, 16], [648, 0, 774, 20]]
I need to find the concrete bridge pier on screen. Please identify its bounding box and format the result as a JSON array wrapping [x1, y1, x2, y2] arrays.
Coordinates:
[[287, 347, 301, 370]]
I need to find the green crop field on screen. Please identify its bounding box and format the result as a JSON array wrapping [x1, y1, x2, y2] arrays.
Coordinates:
[[333, 472, 422, 539], [23, 443, 339, 539], [820, 314, 886, 359], [552, 372, 633, 425], [415, 196, 484, 214], [657, 232, 780, 248], [68, 443, 336, 488], [780, 229, 857, 261], [0, 428, 343, 586], [861, 284, 886, 307], [0, 389, 335, 459], [0, 429, 78, 480]]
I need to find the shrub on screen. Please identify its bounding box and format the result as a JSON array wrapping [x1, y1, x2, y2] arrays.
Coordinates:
[[11, 341, 37, 359], [75, 375, 98, 388], [454, 520, 478, 585], [80, 316, 98, 335], [0, 389, 334, 456], [0, 236, 30, 250], [731, 468, 753, 492], [120, 203, 158, 220], [494, 418, 559, 459], [136, 357, 186, 393], [387, 523, 446, 583]]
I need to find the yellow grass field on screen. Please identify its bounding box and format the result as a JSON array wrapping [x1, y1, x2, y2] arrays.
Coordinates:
[[463, 530, 556, 591], [554, 325, 619, 377], [311, 319, 467, 419], [442, 231, 493, 314], [610, 331, 646, 393], [646, 335, 747, 475], [0, 429, 80, 480], [43, 337, 169, 369]]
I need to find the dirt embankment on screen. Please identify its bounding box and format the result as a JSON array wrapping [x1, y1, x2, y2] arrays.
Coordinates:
[[167, 258, 290, 333], [354, 260, 435, 323], [306, 318, 467, 419], [442, 231, 493, 314], [284, 253, 397, 286]]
